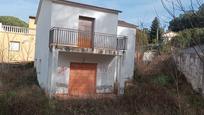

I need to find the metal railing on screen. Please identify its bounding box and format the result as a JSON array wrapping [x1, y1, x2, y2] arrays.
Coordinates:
[[49, 27, 127, 50]]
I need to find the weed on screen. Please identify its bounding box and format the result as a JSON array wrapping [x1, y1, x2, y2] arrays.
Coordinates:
[[0, 61, 204, 115], [188, 94, 204, 108], [152, 74, 174, 87]]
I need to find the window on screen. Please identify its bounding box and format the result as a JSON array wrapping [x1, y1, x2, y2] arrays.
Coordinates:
[[9, 41, 20, 51]]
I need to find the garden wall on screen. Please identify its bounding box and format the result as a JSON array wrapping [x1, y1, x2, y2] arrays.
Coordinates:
[[174, 45, 204, 94]]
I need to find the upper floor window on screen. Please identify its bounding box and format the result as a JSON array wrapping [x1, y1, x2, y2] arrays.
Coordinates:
[[9, 41, 20, 51]]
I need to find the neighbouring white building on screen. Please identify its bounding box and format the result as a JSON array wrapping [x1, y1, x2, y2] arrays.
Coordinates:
[[162, 31, 177, 43], [35, 0, 136, 97]]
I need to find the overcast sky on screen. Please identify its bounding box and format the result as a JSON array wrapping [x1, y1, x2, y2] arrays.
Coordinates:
[[0, 0, 203, 29]]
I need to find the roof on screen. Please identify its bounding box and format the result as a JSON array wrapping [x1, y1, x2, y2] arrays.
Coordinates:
[[53, 0, 122, 14], [36, 0, 122, 23], [29, 16, 36, 19], [118, 20, 138, 29], [162, 31, 178, 38], [163, 31, 177, 34]]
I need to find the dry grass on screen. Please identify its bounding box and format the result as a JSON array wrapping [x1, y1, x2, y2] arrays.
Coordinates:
[[135, 54, 204, 115], [135, 54, 171, 77], [0, 60, 203, 115]]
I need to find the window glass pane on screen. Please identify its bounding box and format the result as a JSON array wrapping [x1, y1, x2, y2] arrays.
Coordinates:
[[9, 41, 20, 51]]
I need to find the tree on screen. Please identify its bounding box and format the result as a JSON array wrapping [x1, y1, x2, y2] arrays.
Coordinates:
[[149, 17, 162, 43], [168, 3, 204, 32], [198, 4, 204, 16], [136, 29, 149, 47], [0, 16, 28, 27]]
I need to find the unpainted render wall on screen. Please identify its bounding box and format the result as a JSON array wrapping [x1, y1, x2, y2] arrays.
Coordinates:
[[50, 26, 136, 95], [51, 2, 118, 35], [35, 0, 52, 91], [117, 26, 136, 94], [174, 46, 204, 94], [53, 52, 116, 94], [36, 0, 136, 95]]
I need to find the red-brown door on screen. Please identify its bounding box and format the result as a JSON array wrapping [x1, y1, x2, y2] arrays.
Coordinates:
[[69, 63, 97, 96], [78, 17, 94, 48]]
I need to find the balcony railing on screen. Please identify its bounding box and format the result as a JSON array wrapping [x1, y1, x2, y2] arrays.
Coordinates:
[[0, 25, 35, 34], [49, 27, 127, 51], [1, 25, 29, 33]]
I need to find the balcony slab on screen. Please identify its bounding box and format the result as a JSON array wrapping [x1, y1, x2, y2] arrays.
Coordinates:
[[51, 45, 124, 56]]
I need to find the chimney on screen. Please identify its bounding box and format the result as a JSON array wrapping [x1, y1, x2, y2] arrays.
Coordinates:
[[29, 16, 36, 29], [28, 16, 36, 34]]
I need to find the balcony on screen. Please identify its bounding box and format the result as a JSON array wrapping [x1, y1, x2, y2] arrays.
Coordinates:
[[0, 25, 35, 34], [49, 27, 127, 55]]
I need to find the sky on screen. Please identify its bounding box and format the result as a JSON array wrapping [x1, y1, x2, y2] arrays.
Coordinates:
[[0, 0, 203, 29]]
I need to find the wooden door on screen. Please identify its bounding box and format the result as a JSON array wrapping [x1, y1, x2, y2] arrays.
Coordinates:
[[78, 17, 94, 48], [69, 63, 97, 96]]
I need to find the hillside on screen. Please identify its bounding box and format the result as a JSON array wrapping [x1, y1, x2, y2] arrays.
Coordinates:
[[0, 16, 28, 27]]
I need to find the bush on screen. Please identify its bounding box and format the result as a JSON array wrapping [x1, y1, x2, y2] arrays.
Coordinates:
[[0, 16, 28, 27], [172, 28, 204, 48], [0, 87, 56, 115], [124, 82, 178, 115], [1, 68, 38, 89], [0, 64, 56, 115], [152, 74, 174, 87], [188, 94, 204, 108], [160, 42, 172, 54]]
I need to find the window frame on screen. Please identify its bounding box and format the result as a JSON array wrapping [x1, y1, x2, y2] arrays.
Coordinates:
[[9, 41, 20, 52]]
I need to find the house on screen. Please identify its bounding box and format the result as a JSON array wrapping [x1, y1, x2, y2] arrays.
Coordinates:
[[0, 16, 36, 63], [35, 0, 136, 97], [162, 31, 177, 43]]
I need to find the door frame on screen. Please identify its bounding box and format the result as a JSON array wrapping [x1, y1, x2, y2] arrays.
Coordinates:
[[68, 62, 97, 96], [78, 16, 95, 48]]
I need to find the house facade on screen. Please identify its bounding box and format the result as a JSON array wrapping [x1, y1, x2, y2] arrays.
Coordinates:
[[162, 31, 177, 43], [35, 0, 136, 96], [0, 16, 36, 63]]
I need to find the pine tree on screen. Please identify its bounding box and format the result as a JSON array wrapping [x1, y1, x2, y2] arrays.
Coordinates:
[[150, 17, 161, 43]]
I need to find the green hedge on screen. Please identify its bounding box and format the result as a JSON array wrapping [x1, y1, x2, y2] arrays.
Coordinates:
[[172, 28, 204, 48], [0, 16, 28, 27]]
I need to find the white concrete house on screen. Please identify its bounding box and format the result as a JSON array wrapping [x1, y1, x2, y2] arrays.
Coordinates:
[[35, 0, 136, 97], [162, 31, 177, 43]]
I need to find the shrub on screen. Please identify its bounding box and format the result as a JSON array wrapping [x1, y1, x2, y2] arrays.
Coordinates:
[[1, 67, 38, 89], [160, 42, 172, 54], [188, 94, 204, 108], [124, 82, 178, 115], [0, 88, 56, 115], [0, 16, 28, 27], [172, 28, 204, 48], [152, 74, 174, 87]]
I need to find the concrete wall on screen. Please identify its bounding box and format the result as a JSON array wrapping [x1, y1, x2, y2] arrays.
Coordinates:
[[49, 25, 136, 95], [174, 46, 204, 94], [52, 52, 116, 94], [0, 32, 35, 63], [35, 0, 52, 91], [51, 2, 118, 34], [0, 17, 36, 63], [117, 26, 136, 94]]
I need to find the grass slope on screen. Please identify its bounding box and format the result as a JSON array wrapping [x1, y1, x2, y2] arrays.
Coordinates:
[[0, 61, 203, 115]]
